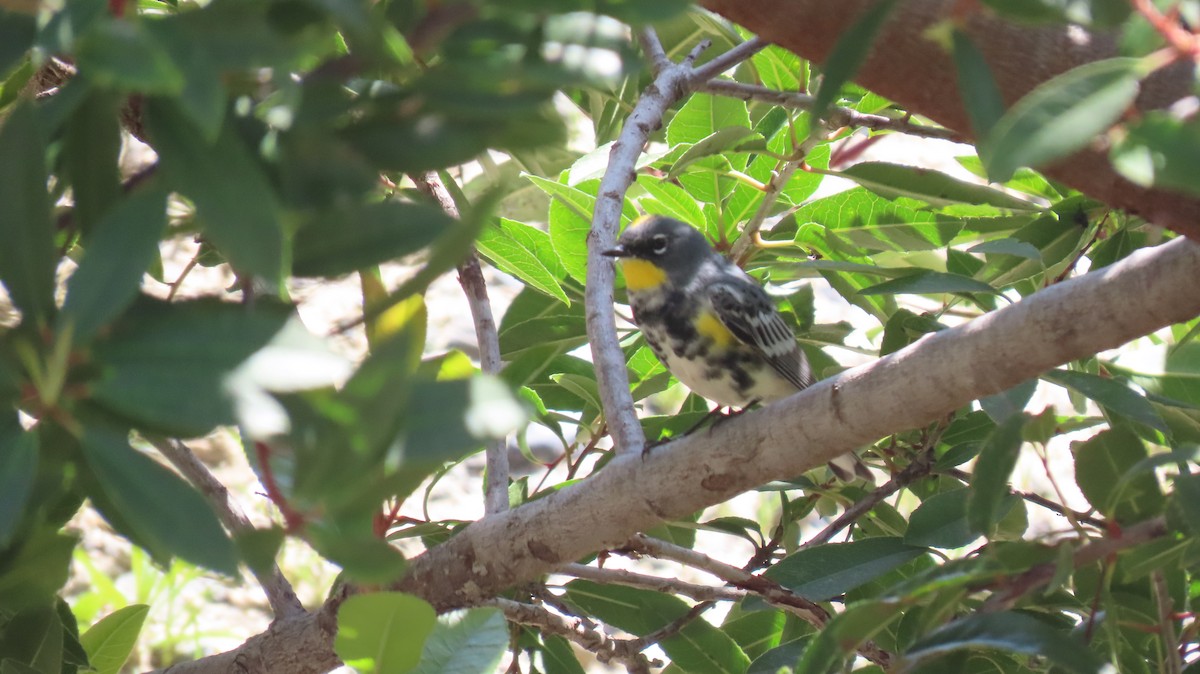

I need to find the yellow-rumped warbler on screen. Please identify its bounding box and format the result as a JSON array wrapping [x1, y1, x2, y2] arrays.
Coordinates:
[[603, 215, 868, 481]]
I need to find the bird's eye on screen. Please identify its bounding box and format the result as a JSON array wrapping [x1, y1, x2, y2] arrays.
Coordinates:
[[651, 234, 669, 255]]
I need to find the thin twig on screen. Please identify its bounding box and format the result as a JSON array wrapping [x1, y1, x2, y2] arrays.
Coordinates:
[[698, 79, 962, 141], [688, 36, 768, 83], [626, 600, 716, 652], [1153, 570, 1183, 674], [730, 157, 804, 265], [944, 467, 1106, 528], [488, 597, 656, 673], [410, 172, 509, 514], [804, 448, 935, 548], [150, 437, 305, 620]]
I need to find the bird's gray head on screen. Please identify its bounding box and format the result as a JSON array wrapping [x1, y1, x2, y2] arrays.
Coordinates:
[[601, 215, 714, 286]]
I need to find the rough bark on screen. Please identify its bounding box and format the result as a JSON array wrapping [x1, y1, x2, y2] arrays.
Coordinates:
[[698, 0, 1200, 240]]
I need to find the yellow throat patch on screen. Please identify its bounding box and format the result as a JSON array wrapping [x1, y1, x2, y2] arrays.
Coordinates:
[[620, 259, 667, 291]]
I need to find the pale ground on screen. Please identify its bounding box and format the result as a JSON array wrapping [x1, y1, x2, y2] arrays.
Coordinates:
[[53, 127, 1157, 672]]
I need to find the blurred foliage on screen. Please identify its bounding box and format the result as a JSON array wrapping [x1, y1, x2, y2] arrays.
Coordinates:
[[0, 0, 1197, 672]]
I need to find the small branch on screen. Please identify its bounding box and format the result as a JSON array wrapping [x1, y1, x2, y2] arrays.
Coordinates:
[[944, 467, 1106, 528], [410, 172, 509, 514], [804, 448, 935, 547], [730, 157, 805, 265], [688, 36, 768, 83], [488, 598, 656, 673], [698, 79, 962, 141], [559, 563, 747, 602], [1153, 570, 1183, 674], [980, 516, 1167, 612], [626, 600, 716, 652], [150, 437, 305, 620]]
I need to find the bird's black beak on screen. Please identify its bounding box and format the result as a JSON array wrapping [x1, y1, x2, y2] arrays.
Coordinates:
[[601, 245, 627, 258]]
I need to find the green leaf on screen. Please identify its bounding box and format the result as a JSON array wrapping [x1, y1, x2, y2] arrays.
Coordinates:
[[292, 201, 453, 277], [527, 175, 597, 285], [950, 29, 1005, 139], [967, 413, 1026, 534], [906, 488, 995, 550], [0, 11, 35, 78], [966, 238, 1042, 259], [1169, 472, 1200, 536], [833, 162, 1037, 211], [978, 378, 1036, 424], [89, 297, 292, 437], [789, 187, 957, 255], [1073, 427, 1165, 523], [499, 288, 588, 360], [61, 91, 122, 237], [750, 43, 804, 92], [765, 537, 927, 601], [62, 188, 169, 343], [76, 17, 184, 94], [80, 605, 149, 674], [411, 608, 508, 674], [564, 581, 750, 674], [796, 599, 905, 673], [666, 93, 752, 148], [666, 127, 759, 178], [1110, 112, 1200, 197], [0, 603, 62, 673], [0, 529, 76, 611], [636, 175, 706, 227], [810, 0, 899, 124], [335, 593, 436, 674], [1042, 369, 1167, 432], [903, 611, 1112, 674], [880, 309, 945, 357], [475, 218, 569, 304], [0, 100, 55, 325], [982, 58, 1142, 182], [859, 271, 998, 297], [144, 98, 285, 283], [0, 417, 37, 547], [539, 635, 585, 674], [80, 424, 238, 574]]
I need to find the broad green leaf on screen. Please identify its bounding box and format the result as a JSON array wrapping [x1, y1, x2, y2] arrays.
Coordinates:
[[809, 0, 899, 124], [527, 175, 634, 284], [789, 187, 957, 255], [903, 611, 1113, 674], [62, 188, 168, 343], [307, 527, 409, 585], [967, 413, 1026, 534], [89, 297, 292, 437], [747, 638, 810, 674], [859, 271, 997, 297], [982, 58, 1142, 182], [564, 581, 751, 674], [636, 175, 706, 227], [666, 127, 759, 178], [476, 218, 569, 304], [335, 593, 436, 674], [1110, 112, 1200, 197], [80, 424, 238, 574], [906, 489, 988, 549], [966, 238, 1041, 259], [750, 43, 804, 92], [1042, 369, 1166, 432], [832, 162, 1037, 211], [411, 608, 508, 674], [796, 599, 905, 673], [145, 98, 285, 284], [978, 378, 1037, 424], [0, 100, 56, 325], [1170, 472, 1200, 536], [499, 288, 588, 360], [80, 605, 149, 674], [880, 309, 946, 356], [0, 417, 36, 547], [666, 93, 751, 148], [765, 537, 926, 601], [0, 10, 35, 77], [539, 635, 585, 674], [76, 17, 184, 94], [1073, 427, 1165, 523], [0, 603, 63, 673], [951, 29, 1005, 139], [292, 201, 452, 278], [0, 529, 76, 611]]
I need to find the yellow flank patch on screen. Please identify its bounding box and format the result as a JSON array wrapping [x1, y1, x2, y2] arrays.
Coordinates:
[[620, 259, 667, 291], [695, 309, 735, 347]]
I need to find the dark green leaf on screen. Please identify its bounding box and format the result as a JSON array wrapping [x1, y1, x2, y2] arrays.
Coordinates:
[[796, 599, 905, 673], [76, 17, 184, 94], [950, 29, 1005, 139], [966, 238, 1042, 259], [765, 537, 926, 601], [80, 605, 148, 674], [334, 593, 436, 674], [499, 288, 588, 360], [982, 58, 1142, 182], [308, 527, 409, 585], [1073, 427, 1165, 523], [1042, 369, 1167, 432], [539, 634, 585, 674], [80, 424, 238, 574], [0, 11, 35, 78], [967, 413, 1026, 534], [0, 416, 36, 547], [0, 100, 55, 325], [810, 0, 899, 124], [1169, 472, 1200, 535], [292, 200, 453, 277], [145, 98, 284, 283], [89, 297, 292, 437], [903, 611, 1112, 674], [411, 608, 508, 674], [62, 188, 169, 343], [747, 638, 810, 674], [859, 271, 998, 296], [880, 309, 946, 356], [0, 528, 75, 611], [0, 603, 61, 673], [978, 378, 1036, 424], [907, 488, 992, 549], [61, 91, 122, 237]]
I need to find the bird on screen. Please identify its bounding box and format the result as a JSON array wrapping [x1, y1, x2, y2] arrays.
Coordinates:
[[602, 214, 869, 481]]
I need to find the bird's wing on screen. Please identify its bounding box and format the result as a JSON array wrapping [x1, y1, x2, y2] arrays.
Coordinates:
[[706, 280, 813, 391]]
